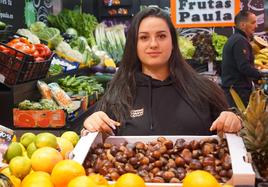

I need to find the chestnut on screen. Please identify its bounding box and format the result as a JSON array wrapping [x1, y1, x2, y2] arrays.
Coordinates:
[[151, 176, 165, 183]]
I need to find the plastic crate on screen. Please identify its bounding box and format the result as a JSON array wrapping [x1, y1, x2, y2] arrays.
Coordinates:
[[0, 42, 53, 85]]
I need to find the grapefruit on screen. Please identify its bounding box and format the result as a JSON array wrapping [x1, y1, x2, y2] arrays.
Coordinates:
[[31, 147, 63, 173]]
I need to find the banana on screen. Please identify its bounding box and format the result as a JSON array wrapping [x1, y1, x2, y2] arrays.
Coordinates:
[[259, 47, 268, 54]]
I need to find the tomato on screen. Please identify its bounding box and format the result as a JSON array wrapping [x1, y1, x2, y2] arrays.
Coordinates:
[[2, 49, 10, 54], [43, 45, 52, 57], [19, 45, 32, 54], [7, 38, 21, 45], [35, 57, 45, 62], [8, 42, 25, 49], [19, 37, 30, 44], [32, 50, 40, 57], [0, 45, 7, 51]]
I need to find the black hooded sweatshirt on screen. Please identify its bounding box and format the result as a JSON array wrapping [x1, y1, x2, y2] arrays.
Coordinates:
[[112, 72, 220, 136]]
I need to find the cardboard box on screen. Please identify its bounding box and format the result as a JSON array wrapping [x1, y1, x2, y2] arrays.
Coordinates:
[[13, 109, 65, 128], [71, 133, 255, 187]]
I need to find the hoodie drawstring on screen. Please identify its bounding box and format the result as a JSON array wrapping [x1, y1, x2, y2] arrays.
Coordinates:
[[148, 78, 154, 130]]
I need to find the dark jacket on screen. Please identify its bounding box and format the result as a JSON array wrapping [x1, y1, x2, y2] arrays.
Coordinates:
[[221, 29, 261, 89], [104, 72, 221, 136]]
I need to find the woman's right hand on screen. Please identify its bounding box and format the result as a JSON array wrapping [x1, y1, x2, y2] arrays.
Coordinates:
[[83, 111, 120, 135]]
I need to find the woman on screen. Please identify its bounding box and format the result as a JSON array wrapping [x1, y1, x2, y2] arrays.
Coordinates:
[[83, 7, 241, 136]]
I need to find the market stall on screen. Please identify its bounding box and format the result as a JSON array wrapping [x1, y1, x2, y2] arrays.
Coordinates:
[[0, 0, 267, 187]]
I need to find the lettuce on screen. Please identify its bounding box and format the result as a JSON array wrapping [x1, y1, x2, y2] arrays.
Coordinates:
[[178, 36, 196, 59]]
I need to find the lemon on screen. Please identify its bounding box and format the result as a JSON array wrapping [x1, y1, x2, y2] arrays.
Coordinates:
[[56, 137, 74, 159], [61, 131, 79, 147], [20, 132, 36, 148], [4, 142, 23, 163], [35, 132, 58, 149], [18, 143, 26, 152], [26, 142, 37, 158], [9, 156, 31, 180], [9, 175, 21, 187], [1, 167, 11, 176]]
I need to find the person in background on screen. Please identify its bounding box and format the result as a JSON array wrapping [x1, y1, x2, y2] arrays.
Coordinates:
[[82, 7, 242, 136], [221, 10, 262, 108]]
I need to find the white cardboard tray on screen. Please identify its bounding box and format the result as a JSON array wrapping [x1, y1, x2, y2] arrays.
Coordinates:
[[71, 133, 255, 187]]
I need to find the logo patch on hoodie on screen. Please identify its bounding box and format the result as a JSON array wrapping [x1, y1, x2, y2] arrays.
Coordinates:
[[130, 108, 144, 118]]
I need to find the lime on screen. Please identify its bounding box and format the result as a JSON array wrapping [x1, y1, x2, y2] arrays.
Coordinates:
[[26, 142, 37, 158], [61, 131, 79, 147], [9, 156, 31, 180], [35, 132, 58, 149], [20, 132, 36, 148], [4, 142, 23, 163]]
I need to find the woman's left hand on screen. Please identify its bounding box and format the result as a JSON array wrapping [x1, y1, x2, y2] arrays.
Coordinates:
[[210, 111, 242, 133]]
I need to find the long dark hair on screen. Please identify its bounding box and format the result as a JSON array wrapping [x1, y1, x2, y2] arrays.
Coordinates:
[[97, 7, 228, 121]]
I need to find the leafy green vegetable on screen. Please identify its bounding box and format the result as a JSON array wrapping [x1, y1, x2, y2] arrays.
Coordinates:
[[70, 36, 88, 53], [212, 32, 228, 61], [192, 33, 216, 64], [178, 36, 196, 59], [47, 9, 98, 47], [65, 28, 78, 38], [30, 23, 63, 49], [30, 21, 46, 33]]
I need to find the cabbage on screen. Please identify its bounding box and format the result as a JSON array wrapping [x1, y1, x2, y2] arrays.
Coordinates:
[[35, 27, 63, 49], [29, 21, 46, 33], [178, 36, 196, 59], [65, 28, 78, 38]]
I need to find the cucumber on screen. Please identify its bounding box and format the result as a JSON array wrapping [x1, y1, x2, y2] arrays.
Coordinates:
[[92, 73, 113, 88]]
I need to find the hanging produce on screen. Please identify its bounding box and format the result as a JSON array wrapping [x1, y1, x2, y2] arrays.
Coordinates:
[[192, 32, 216, 64], [212, 33, 227, 61], [178, 35, 196, 60]]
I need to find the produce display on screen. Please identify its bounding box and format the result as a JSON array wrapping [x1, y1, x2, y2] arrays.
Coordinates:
[[235, 89, 268, 181], [57, 75, 104, 96], [0, 37, 52, 62], [212, 33, 228, 61], [83, 136, 232, 183], [253, 37, 268, 71], [47, 9, 98, 47], [178, 36, 196, 60], [192, 32, 216, 64], [95, 23, 126, 64]]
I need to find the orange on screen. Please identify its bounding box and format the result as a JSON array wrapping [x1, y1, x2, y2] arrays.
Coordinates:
[[21, 171, 53, 187], [31, 147, 63, 173], [88, 173, 108, 185], [182, 170, 221, 187], [222, 185, 234, 187], [51, 159, 86, 187], [67, 176, 96, 187], [115, 173, 145, 187], [56, 137, 74, 159]]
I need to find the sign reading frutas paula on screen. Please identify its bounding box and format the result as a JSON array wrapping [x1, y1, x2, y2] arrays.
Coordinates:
[[171, 0, 240, 28]]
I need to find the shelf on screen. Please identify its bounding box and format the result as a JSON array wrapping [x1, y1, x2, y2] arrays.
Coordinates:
[[104, 4, 132, 8], [101, 14, 133, 18]]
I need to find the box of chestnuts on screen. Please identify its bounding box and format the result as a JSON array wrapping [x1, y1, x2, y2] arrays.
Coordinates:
[[71, 133, 255, 187]]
